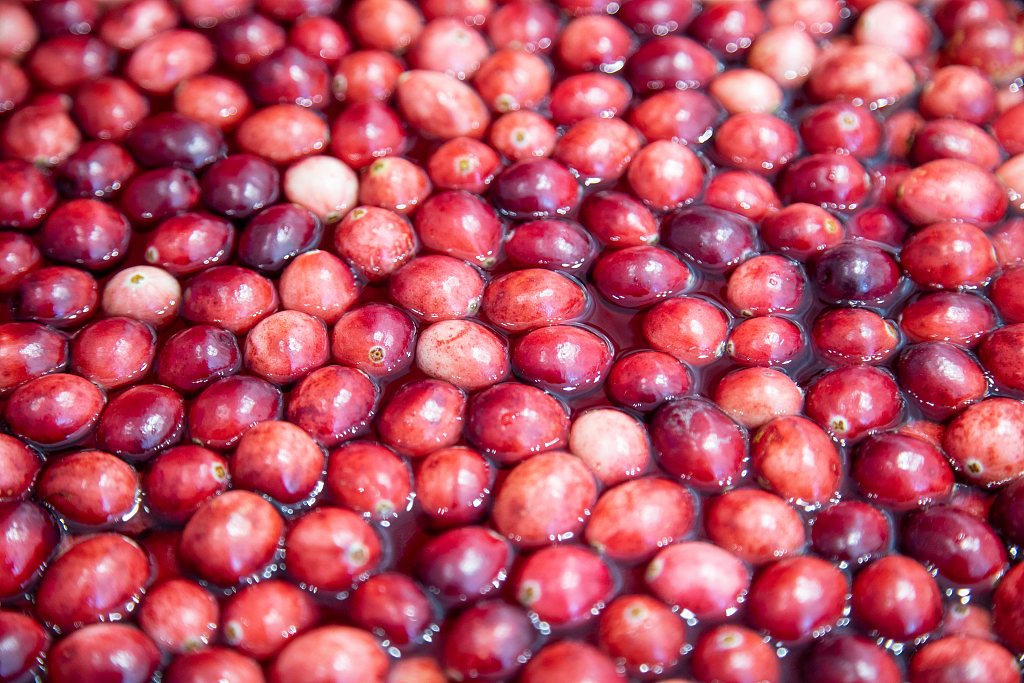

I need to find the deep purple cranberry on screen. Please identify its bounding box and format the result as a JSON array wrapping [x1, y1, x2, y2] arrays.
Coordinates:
[[156, 325, 240, 395], [811, 500, 891, 565], [491, 158, 580, 220], [201, 154, 281, 219], [56, 141, 137, 199], [127, 112, 228, 172], [901, 506, 1007, 585], [237, 203, 322, 274], [813, 242, 902, 304], [662, 205, 757, 273], [119, 167, 201, 227], [38, 198, 132, 271], [250, 45, 330, 108]]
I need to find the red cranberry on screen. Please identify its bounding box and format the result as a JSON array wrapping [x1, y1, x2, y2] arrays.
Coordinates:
[[473, 48, 551, 114], [233, 421, 323, 505], [897, 341, 987, 419], [282, 155, 358, 224], [0, 501, 58, 598], [802, 635, 903, 683], [991, 267, 1024, 323], [586, 477, 694, 563], [705, 488, 805, 565], [902, 222, 997, 290], [811, 500, 891, 565], [628, 89, 718, 147], [940, 602, 994, 640], [0, 161, 57, 230], [286, 365, 378, 448], [12, 266, 98, 330], [911, 119, 1001, 171], [464, 382, 568, 465], [36, 533, 150, 632], [947, 19, 1024, 84], [164, 648, 265, 683], [120, 167, 200, 227], [408, 18, 489, 79], [415, 446, 493, 527], [268, 625, 389, 683], [714, 368, 803, 431], [350, 572, 434, 647], [853, 433, 955, 511], [651, 397, 747, 491], [4, 373, 104, 450], [71, 316, 156, 390], [847, 206, 908, 246], [156, 324, 241, 394], [643, 296, 730, 366], [396, 70, 490, 141], [332, 49, 403, 103], [800, 102, 881, 159], [189, 374, 283, 450], [813, 242, 902, 305], [748, 556, 849, 641], [333, 206, 417, 283], [550, 73, 632, 126], [142, 445, 229, 524], [994, 562, 1024, 651], [760, 203, 844, 260], [812, 308, 899, 366], [806, 44, 916, 106], [505, 219, 597, 273], [376, 379, 465, 458], [126, 29, 215, 95], [27, 35, 115, 91], [1, 104, 80, 167], [513, 544, 614, 627], [329, 102, 406, 171], [98, 0, 178, 51], [444, 601, 535, 682], [38, 449, 138, 527], [39, 199, 131, 272], [413, 319, 507, 391], [593, 246, 692, 308], [487, 111, 553, 161], [910, 636, 1020, 683], [0, 3, 38, 57], [359, 156, 430, 216], [180, 490, 284, 586], [751, 415, 841, 506], [568, 408, 651, 487], [200, 154, 280, 219], [902, 505, 1006, 586], [181, 266, 279, 335], [416, 525, 510, 605], [581, 191, 660, 249], [899, 291, 997, 348], [176, 75, 254, 128], [663, 205, 757, 272], [47, 624, 159, 683], [628, 140, 705, 212], [557, 15, 634, 72], [714, 112, 799, 177], [726, 254, 806, 317], [645, 540, 748, 621], [331, 303, 416, 378], [487, 0, 558, 53], [285, 506, 380, 591], [426, 137, 500, 195], [483, 269, 587, 333], [944, 397, 1024, 488], [520, 641, 622, 683], [414, 192, 502, 266], [691, 624, 780, 683], [512, 325, 613, 396], [779, 152, 871, 211], [920, 65, 997, 125], [896, 158, 1008, 228], [244, 310, 328, 385], [554, 117, 641, 186], [96, 384, 183, 460], [221, 580, 320, 659], [492, 158, 580, 220], [852, 554, 943, 641], [805, 366, 903, 442], [55, 141, 136, 200], [138, 578, 218, 654], [979, 323, 1024, 391], [325, 441, 413, 521], [727, 316, 805, 367], [627, 35, 720, 94], [279, 251, 358, 326], [598, 594, 686, 679], [607, 350, 691, 413], [0, 322, 68, 397], [235, 103, 329, 165], [0, 434, 43, 502]]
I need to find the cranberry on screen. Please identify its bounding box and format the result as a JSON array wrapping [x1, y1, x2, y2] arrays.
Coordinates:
[[802, 635, 903, 683], [812, 308, 899, 366], [487, 0, 559, 54], [332, 49, 403, 103], [726, 254, 806, 317], [285, 506, 381, 591], [233, 420, 323, 505], [415, 525, 510, 605], [156, 324, 241, 394], [568, 408, 651, 487], [286, 365, 378, 447], [550, 73, 633, 126], [897, 341, 988, 419], [0, 434, 43, 502], [662, 205, 757, 272], [627, 89, 717, 148], [853, 433, 955, 511], [27, 35, 115, 92], [235, 103, 329, 165], [126, 29, 215, 95], [143, 445, 229, 524], [331, 303, 416, 378], [813, 242, 902, 305], [47, 624, 159, 683], [751, 415, 841, 506], [899, 292, 997, 348], [902, 505, 1006, 586], [593, 246, 693, 308], [484, 269, 588, 332], [39, 199, 131, 272], [805, 366, 903, 442], [714, 112, 799, 177], [188, 374, 283, 450], [760, 203, 844, 260], [628, 139, 705, 212], [329, 103, 406, 170], [138, 578, 218, 654], [714, 368, 804, 430], [182, 266, 279, 336], [396, 70, 490, 141], [413, 191, 503, 266], [71, 316, 156, 390], [651, 397, 747, 491], [705, 488, 805, 565], [0, 501, 58, 598], [333, 206, 417, 283], [164, 648, 265, 683], [1, 104, 80, 167], [415, 446, 493, 526], [444, 601, 535, 682], [268, 625, 389, 683], [980, 323, 1024, 391], [645, 541, 747, 622], [896, 159, 1008, 229], [691, 624, 780, 683], [910, 636, 1020, 683], [95, 384, 183, 460], [426, 137, 501, 194], [4, 372, 104, 450], [0, 161, 57, 230], [581, 191, 660, 249], [492, 158, 581, 220], [727, 316, 805, 367], [408, 18, 489, 79], [806, 44, 916, 106], [598, 594, 686, 679], [520, 641, 622, 683], [627, 35, 720, 94], [707, 67, 782, 114], [513, 544, 614, 628], [944, 397, 1024, 488], [747, 556, 849, 641], [325, 441, 412, 521], [38, 449, 139, 527], [586, 477, 695, 563], [643, 296, 730, 366], [0, 322, 68, 397], [851, 554, 943, 641], [512, 325, 613, 395], [811, 500, 891, 565], [359, 156, 431, 217], [414, 319, 509, 391], [464, 382, 568, 465], [505, 219, 597, 273], [553, 117, 642, 186], [120, 167, 200, 227], [779, 152, 871, 211], [0, 3, 38, 58], [376, 378, 465, 458], [902, 222, 997, 290], [606, 351, 691, 413], [200, 154, 280, 218], [350, 572, 434, 647], [221, 580, 320, 659], [283, 156, 359, 225], [12, 266, 98, 330]]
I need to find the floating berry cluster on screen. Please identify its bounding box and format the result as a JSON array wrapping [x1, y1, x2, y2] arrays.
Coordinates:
[[3, 0, 1024, 681]]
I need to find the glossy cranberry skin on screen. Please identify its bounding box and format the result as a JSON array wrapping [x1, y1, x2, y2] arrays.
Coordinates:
[[163, 648, 264, 683], [324, 441, 412, 521], [580, 191, 659, 249], [760, 203, 843, 261], [902, 222, 997, 291], [0, 610, 48, 682], [549, 73, 631, 128], [36, 533, 150, 632], [333, 206, 417, 283], [751, 415, 841, 506], [137, 578, 218, 654], [991, 267, 1024, 323], [994, 562, 1024, 652], [662, 206, 756, 273], [484, 269, 588, 333], [95, 385, 182, 460], [250, 46, 330, 109], [714, 112, 799, 177], [4, 373, 104, 450], [350, 572, 434, 647], [812, 308, 898, 367], [607, 351, 690, 413], [221, 580, 320, 660], [287, 365, 378, 448], [944, 398, 1024, 488], [803, 635, 903, 683], [414, 446, 492, 528], [628, 140, 705, 212], [813, 242, 902, 305], [180, 490, 283, 586], [128, 112, 227, 173], [593, 246, 692, 309], [56, 141, 137, 200], [233, 421, 323, 505], [586, 477, 695, 563], [156, 325, 241, 394], [800, 102, 881, 158], [332, 303, 416, 378], [144, 444, 229, 524], [188, 375, 283, 450], [896, 159, 1008, 229], [899, 292, 997, 348], [415, 526, 510, 605], [901, 506, 1006, 586], [779, 152, 871, 211], [285, 506, 381, 591], [643, 296, 730, 366], [443, 601, 534, 682], [910, 636, 1020, 683], [811, 500, 891, 565], [980, 323, 1024, 391], [12, 266, 98, 330], [27, 35, 115, 91], [0, 500, 58, 598], [505, 220, 596, 273], [200, 154, 280, 219], [426, 137, 500, 195], [414, 190, 502, 268], [0, 434, 42, 502], [47, 624, 159, 683], [118, 168, 199, 226], [38, 449, 139, 527], [463, 382, 567, 465], [897, 341, 987, 420], [71, 316, 157, 391], [627, 35, 719, 94], [0, 161, 57, 230], [598, 594, 686, 679], [852, 555, 943, 641], [238, 204, 323, 275], [806, 366, 903, 443], [727, 316, 804, 367], [492, 158, 580, 220], [748, 556, 849, 642], [512, 325, 613, 396], [376, 379, 465, 458], [39, 199, 131, 272], [268, 625, 389, 683], [512, 544, 613, 628], [691, 624, 780, 683], [0, 322, 67, 398], [726, 254, 806, 317], [182, 266, 278, 336], [705, 488, 805, 565], [651, 397, 747, 491], [520, 641, 622, 683], [389, 256, 483, 322]]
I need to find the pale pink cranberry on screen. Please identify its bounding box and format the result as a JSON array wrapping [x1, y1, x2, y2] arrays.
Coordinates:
[[726, 254, 806, 317], [811, 500, 891, 565], [415, 446, 493, 526], [72, 78, 149, 142], [290, 15, 351, 67], [138, 578, 218, 654], [358, 156, 431, 216], [920, 65, 997, 124], [408, 18, 489, 79], [0, 433, 43, 501], [235, 104, 329, 165], [483, 269, 587, 332], [27, 35, 116, 91], [376, 379, 464, 458], [651, 397, 747, 491], [727, 316, 804, 366], [333, 206, 417, 282], [705, 488, 805, 565], [627, 89, 718, 146], [940, 602, 995, 640], [663, 205, 757, 271], [233, 421, 323, 505], [180, 490, 283, 586], [852, 433, 955, 510], [416, 526, 510, 605], [627, 35, 720, 94], [812, 308, 899, 365], [492, 451, 597, 548], [944, 397, 1024, 488], [806, 366, 903, 442], [325, 442, 412, 520], [415, 319, 510, 391], [426, 137, 501, 194], [101, 266, 180, 331], [550, 73, 633, 126], [748, 556, 849, 641], [188, 375, 284, 450], [443, 602, 534, 682], [897, 159, 1008, 228], [513, 545, 614, 628], [691, 624, 780, 683], [332, 303, 416, 378], [165, 648, 264, 683], [287, 366, 378, 448], [898, 341, 988, 419], [0, 501, 59, 598], [569, 408, 651, 487], [396, 70, 490, 140], [99, 0, 178, 51], [332, 49, 404, 103], [414, 190, 502, 267], [244, 310, 329, 385], [980, 323, 1024, 391], [747, 26, 818, 88], [627, 140, 704, 212], [221, 580, 320, 660], [155, 325, 241, 395], [1, 104, 81, 166], [902, 505, 1006, 586], [512, 325, 613, 396], [902, 222, 997, 290], [520, 641, 621, 683], [47, 624, 158, 683], [474, 48, 551, 113], [487, 0, 559, 54], [182, 266, 279, 335], [645, 541, 747, 622], [0, 161, 57, 230], [580, 191, 659, 248], [279, 250, 358, 326], [806, 44, 916, 106], [350, 572, 435, 647], [126, 29, 215, 95], [464, 382, 568, 465], [505, 219, 597, 273], [143, 446, 229, 524], [598, 594, 686, 679], [643, 296, 730, 366], [349, 0, 423, 51], [752, 414, 841, 506], [173, 74, 252, 131], [586, 477, 695, 563], [0, 322, 67, 397], [38, 449, 138, 527], [910, 636, 1020, 683], [714, 368, 803, 430], [4, 373, 104, 449], [899, 292, 997, 348], [269, 626, 389, 683], [143, 212, 234, 276], [36, 533, 150, 632], [852, 555, 943, 641], [285, 506, 381, 590], [853, 0, 932, 59], [0, 2, 38, 57], [709, 69, 783, 116]]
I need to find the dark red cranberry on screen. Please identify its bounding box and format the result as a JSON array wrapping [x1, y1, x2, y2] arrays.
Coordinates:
[[250, 46, 330, 108], [72, 77, 150, 142], [0, 160, 57, 230], [0, 434, 43, 502], [188, 375, 283, 450], [813, 308, 899, 366], [593, 246, 692, 308], [286, 365, 378, 448], [463, 382, 568, 466], [0, 501, 59, 598], [627, 35, 720, 94], [181, 266, 279, 335], [902, 506, 1006, 586], [3, 373, 104, 450], [414, 446, 493, 527], [662, 205, 756, 273], [802, 635, 903, 683], [895, 158, 1007, 229], [238, 204, 322, 274], [691, 624, 780, 683], [651, 397, 747, 491], [214, 13, 286, 71], [329, 101, 407, 171], [520, 641, 622, 683], [779, 152, 871, 211], [994, 563, 1024, 652], [899, 292, 997, 348], [705, 487, 805, 565], [862, 432, 962, 512], [221, 580, 320, 660], [38, 449, 138, 527], [606, 350, 691, 413], [119, 167, 200, 226], [233, 421, 323, 505], [127, 112, 228, 172], [902, 222, 997, 290], [96, 384, 184, 460], [486, 0, 558, 53], [164, 647, 265, 683], [200, 154, 280, 218], [598, 594, 686, 678], [897, 342, 988, 419], [984, 478, 1024, 545], [847, 206, 908, 247], [11, 266, 98, 329], [689, 0, 765, 58], [811, 500, 891, 565], [852, 555, 943, 641], [505, 219, 596, 273], [39, 199, 132, 271], [414, 191, 502, 268], [979, 324, 1024, 392], [156, 324, 241, 394], [991, 267, 1024, 323], [492, 158, 580, 220], [331, 303, 416, 378], [137, 578, 218, 654], [813, 242, 902, 305], [27, 35, 115, 91], [580, 191, 659, 249], [806, 366, 903, 442], [289, 15, 350, 67], [444, 601, 534, 682], [512, 325, 613, 396], [143, 445, 229, 524], [416, 526, 510, 606], [747, 556, 848, 641], [70, 316, 156, 390], [0, 322, 68, 397], [56, 141, 137, 199], [349, 572, 435, 647], [47, 624, 159, 683]]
